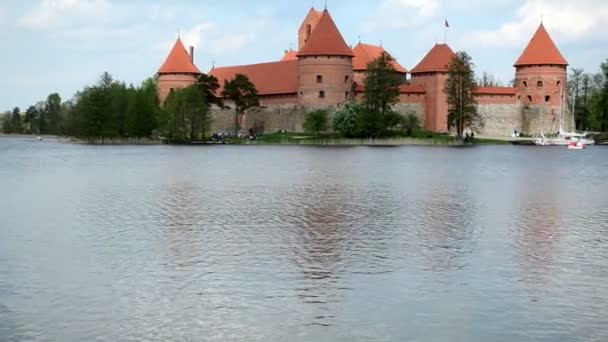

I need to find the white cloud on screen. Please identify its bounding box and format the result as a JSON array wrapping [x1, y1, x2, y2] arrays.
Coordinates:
[[463, 0, 608, 48], [178, 20, 262, 56], [19, 0, 111, 30], [362, 0, 441, 32]]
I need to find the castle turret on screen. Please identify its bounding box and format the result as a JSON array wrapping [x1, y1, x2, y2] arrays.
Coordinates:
[[296, 9, 354, 106], [157, 38, 201, 105], [298, 7, 323, 51], [514, 24, 570, 132], [409, 43, 455, 132]]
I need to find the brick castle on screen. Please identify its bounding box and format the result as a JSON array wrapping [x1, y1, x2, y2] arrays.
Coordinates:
[[157, 7, 572, 136]]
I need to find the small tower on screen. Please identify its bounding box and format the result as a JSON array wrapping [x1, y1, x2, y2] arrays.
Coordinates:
[[157, 38, 201, 105], [296, 9, 355, 106], [298, 7, 323, 51], [410, 44, 456, 132], [514, 24, 569, 132]]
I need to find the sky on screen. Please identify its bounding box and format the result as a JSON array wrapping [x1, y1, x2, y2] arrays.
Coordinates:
[[1, 0, 608, 110]]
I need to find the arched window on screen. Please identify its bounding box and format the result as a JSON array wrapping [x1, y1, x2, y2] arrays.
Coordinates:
[[537, 80, 543, 87], [523, 81, 528, 87]]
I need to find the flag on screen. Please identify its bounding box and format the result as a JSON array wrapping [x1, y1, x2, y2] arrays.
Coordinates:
[[445, 19, 449, 28]]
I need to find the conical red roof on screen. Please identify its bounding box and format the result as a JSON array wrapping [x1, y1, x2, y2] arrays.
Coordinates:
[[410, 43, 455, 74], [297, 10, 354, 57], [515, 24, 568, 67], [158, 38, 201, 74], [352, 43, 407, 73]]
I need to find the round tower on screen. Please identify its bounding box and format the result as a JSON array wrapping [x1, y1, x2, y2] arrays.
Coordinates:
[[157, 38, 201, 105], [514, 24, 569, 132], [296, 10, 354, 107]]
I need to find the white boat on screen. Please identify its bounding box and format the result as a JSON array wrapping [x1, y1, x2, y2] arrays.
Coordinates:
[[533, 86, 595, 146], [534, 130, 595, 146], [37, 136, 43, 141]]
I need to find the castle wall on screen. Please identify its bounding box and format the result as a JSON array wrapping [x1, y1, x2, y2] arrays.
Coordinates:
[[477, 103, 522, 136]]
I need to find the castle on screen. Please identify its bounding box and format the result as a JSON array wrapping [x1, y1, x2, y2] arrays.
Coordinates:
[[157, 7, 572, 136]]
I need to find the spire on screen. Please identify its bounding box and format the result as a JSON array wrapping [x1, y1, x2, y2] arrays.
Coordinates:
[[514, 23, 568, 67], [297, 10, 355, 57], [158, 38, 201, 75], [410, 43, 455, 74]]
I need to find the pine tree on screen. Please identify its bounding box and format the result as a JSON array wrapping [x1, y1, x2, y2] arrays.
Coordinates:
[[221, 74, 259, 135], [445, 51, 482, 140]]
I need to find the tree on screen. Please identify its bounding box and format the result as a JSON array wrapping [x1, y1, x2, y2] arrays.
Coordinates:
[[332, 101, 363, 137], [362, 52, 402, 137], [161, 85, 209, 143], [1, 111, 11, 133], [445, 51, 481, 140], [9, 107, 24, 134], [477, 72, 503, 87], [45, 93, 63, 134], [198, 73, 224, 109], [23, 105, 40, 134], [401, 114, 421, 136], [303, 109, 328, 135], [221, 74, 259, 135]]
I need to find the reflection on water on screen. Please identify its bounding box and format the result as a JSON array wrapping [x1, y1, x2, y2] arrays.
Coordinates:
[[1, 139, 608, 341]]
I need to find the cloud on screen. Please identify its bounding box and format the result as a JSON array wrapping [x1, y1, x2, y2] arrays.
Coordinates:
[[462, 0, 608, 48], [19, 0, 111, 30], [178, 20, 263, 56], [362, 0, 441, 32]]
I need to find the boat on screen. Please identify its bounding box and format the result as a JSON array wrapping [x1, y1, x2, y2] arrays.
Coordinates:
[[534, 130, 595, 146], [568, 139, 586, 150], [533, 86, 595, 146], [37, 136, 43, 141]]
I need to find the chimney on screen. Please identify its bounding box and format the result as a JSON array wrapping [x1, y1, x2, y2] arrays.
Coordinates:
[[189, 46, 194, 64]]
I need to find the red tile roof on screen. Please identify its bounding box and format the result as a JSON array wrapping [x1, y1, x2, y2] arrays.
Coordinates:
[[515, 24, 568, 67], [299, 7, 323, 30], [354, 83, 425, 94], [297, 10, 354, 57], [158, 38, 201, 75], [281, 50, 298, 61], [473, 87, 517, 95], [209, 60, 298, 96], [352, 43, 407, 73], [410, 43, 455, 74]]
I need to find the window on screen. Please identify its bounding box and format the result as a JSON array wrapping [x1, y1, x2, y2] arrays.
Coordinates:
[[523, 81, 528, 87], [344, 75, 349, 83], [299, 91, 303, 97], [557, 80, 561, 86], [316, 75, 323, 83], [527, 95, 533, 102], [537, 81, 543, 87], [517, 95, 521, 100], [545, 95, 551, 102], [169, 88, 175, 93], [306, 24, 312, 42], [319, 91, 325, 98], [345, 91, 349, 99]]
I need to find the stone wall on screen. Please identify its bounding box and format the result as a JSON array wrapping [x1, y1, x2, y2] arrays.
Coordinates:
[[521, 105, 574, 134], [477, 103, 522, 136]]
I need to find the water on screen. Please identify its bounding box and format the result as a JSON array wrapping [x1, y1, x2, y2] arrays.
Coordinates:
[[1, 137, 607, 342]]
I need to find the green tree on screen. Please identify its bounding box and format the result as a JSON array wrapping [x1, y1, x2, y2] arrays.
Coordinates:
[[401, 114, 421, 136], [332, 101, 363, 137], [303, 109, 328, 135], [1, 111, 11, 133], [477, 72, 503, 87], [161, 85, 209, 143], [221, 74, 259, 135], [362, 52, 402, 137], [592, 60, 608, 131], [9, 107, 24, 134], [445, 51, 481, 140], [24, 105, 40, 134], [198, 73, 224, 109], [45, 93, 63, 134]]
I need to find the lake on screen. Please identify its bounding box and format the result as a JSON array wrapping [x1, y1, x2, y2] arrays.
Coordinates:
[[1, 137, 607, 341]]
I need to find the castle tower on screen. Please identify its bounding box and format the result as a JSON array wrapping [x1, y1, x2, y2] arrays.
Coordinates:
[[514, 24, 570, 132], [298, 7, 323, 51], [296, 9, 354, 106], [157, 38, 201, 105], [410, 44, 455, 132]]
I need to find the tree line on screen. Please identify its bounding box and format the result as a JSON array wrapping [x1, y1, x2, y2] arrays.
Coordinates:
[[568, 61, 608, 131], [0, 71, 259, 143]]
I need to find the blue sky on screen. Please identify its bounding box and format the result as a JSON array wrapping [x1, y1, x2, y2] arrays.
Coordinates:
[[1, 0, 607, 110]]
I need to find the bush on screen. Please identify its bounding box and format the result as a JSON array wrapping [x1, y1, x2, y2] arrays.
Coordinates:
[[401, 114, 421, 136], [303, 109, 328, 134], [332, 102, 363, 137]]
